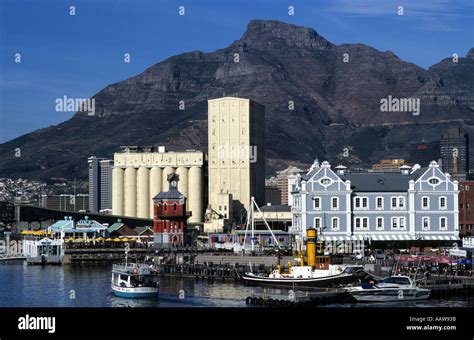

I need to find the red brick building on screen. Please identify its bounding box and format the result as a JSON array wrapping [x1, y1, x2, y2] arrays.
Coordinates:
[[459, 182, 474, 236], [152, 172, 191, 248]]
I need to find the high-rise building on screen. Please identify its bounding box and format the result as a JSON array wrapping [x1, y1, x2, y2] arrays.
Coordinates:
[[112, 146, 205, 222], [459, 181, 474, 236], [440, 124, 469, 180], [88, 156, 113, 213], [276, 166, 305, 205], [207, 97, 265, 218], [99, 159, 113, 211], [408, 141, 441, 167]]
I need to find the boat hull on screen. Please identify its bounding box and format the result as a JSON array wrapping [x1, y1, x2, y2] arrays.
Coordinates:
[[242, 273, 358, 288], [111, 284, 159, 299], [349, 288, 430, 302]]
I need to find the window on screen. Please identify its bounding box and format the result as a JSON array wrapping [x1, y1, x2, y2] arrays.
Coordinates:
[[331, 217, 339, 231], [429, 178, 439, 185], [439, 217, 447, 230], [314, 218, 321, 229], [391, 217, 406, 230], [439, 196, 447, 210], [422, 196, 429, 210], [354, 217, 369, 230], [354, 196, 368, 210], [331, 197, 339, 210], [313, 197, 321, 210], [376, 197, 383, 210], [391, 197, 397, 208], [362, 197, 368, 208], [391, 196, 405, 210], [320, 177, 332, 186], [376, 217, 384, 230], [398, 197, 405, 209], [422, 217, 430, 231], [399, 217, 406, 229]]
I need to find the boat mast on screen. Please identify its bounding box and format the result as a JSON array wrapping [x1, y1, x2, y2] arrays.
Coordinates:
[[251, 199, 255, 252], [252, 197, 281, 250], [124, 242, 129, 267]]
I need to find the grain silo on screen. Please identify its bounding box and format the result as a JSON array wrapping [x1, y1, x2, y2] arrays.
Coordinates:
[[149, 167, 163, 219], [136, 166, 150, 218], [124, 167, 137, 217], [112, 146, 205, 222], [112, 167, 124, 215]]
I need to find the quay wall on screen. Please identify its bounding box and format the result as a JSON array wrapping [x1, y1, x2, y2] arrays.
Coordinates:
[[63, 248, 149, 264]]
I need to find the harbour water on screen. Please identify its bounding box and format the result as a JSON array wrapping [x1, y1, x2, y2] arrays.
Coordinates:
[[0, 261, 472, 308]]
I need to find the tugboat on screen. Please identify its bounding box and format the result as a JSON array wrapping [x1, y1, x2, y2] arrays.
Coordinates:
[[242, 228, 364, 288], [110, 244, 159, 298], [345, 275, 430, 302]]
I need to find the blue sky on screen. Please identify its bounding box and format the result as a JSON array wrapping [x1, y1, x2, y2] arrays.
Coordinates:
[[0, 0, 473, 142]]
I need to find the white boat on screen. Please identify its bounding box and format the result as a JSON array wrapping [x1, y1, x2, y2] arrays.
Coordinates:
[[23, 237, 64, 265], [111, 263, 160, 298], [346, 276, 430, 302]]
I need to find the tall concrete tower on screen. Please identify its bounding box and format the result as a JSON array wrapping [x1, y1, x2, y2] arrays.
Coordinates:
[[208, 97, 265, 219], [88, 156, 113, 213]]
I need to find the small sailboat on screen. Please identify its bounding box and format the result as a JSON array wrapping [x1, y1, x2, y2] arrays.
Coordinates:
[[111, 243, 159, 298]]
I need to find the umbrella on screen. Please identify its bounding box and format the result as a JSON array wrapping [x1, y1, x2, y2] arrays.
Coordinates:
[[75, 238, 84, 242], [65, 237, 74, 242], [96, 237, 104, 241], [113, 238, 121, 242], [87, 238, 94, 242], [129, 238, 138, 242], [121, 238, 129, 242], [105, 238, 113, 242], [20, 230, 30, 235]]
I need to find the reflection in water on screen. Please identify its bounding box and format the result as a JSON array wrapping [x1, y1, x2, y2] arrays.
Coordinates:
[[0, 261, 472, 308]]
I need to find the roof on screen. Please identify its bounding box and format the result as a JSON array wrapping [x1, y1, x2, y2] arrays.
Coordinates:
[[107, 223, 125, 233], [153, 189, 184, 200], [134, 226, 153, 235], [301, 162, 429, 192], [49, 218, 107, 233], [259, 205, 292, 212], [340, 170, 426, 192]]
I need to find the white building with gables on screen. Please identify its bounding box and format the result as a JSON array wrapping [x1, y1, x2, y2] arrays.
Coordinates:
[[290, 160, 460, 245]]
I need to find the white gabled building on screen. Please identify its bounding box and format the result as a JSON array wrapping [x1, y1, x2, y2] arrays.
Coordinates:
[[290, 160, 460, 246]]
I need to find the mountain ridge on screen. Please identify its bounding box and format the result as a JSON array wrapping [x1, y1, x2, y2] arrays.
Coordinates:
[[1, 19, 473, 181]]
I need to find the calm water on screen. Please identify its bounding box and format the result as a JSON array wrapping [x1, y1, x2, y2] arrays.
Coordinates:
[[0, 260, 472, 308]]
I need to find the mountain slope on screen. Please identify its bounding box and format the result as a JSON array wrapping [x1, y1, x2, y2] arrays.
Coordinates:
[[1, 20, 473, 180]]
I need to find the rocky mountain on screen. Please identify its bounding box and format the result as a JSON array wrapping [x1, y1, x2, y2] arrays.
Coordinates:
[[1, 20, 473, 181]]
